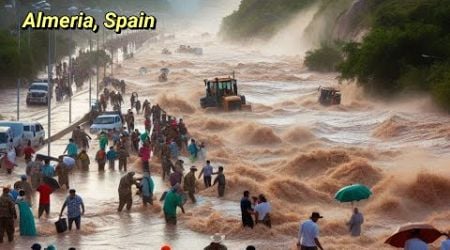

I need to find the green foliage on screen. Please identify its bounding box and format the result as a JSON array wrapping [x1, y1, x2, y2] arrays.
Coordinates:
[[0, 29, 75, 86], [304, 45, 343, 72], [220, 0, 316, 40], [0, 30, 20, 79], [338, 0, 450, 109]]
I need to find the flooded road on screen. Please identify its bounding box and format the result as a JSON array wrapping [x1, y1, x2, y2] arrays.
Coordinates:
[[1, 1, 449, 249]]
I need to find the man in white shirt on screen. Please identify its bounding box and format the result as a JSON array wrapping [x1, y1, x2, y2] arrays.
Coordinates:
[[404, 229, 429, 250], [441, 232, 450, 250], [254, 194, 271, 228], [298, 212, 324, 250]]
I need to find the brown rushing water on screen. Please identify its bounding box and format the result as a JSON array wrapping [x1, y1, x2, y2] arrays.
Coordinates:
[[1, 1, 450, 249]]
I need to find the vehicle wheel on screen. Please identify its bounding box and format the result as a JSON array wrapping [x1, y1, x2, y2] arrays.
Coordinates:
[[39, 137, 44, 145]]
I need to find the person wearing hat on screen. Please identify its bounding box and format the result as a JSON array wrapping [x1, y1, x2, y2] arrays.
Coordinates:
[[14, 175, 32, 205], [204, 233, 227, 250], [117, 172, 137, 212], [0, 187, 17, 243], [297, 212, 324, 250], [183, 166, 198, 203]]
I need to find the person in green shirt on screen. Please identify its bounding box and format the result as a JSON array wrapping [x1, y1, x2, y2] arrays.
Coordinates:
[[99, 132, 109, 150], [163, 185, 185, 225], [140, 131, 149, 144], [63, 139, 78, 158]]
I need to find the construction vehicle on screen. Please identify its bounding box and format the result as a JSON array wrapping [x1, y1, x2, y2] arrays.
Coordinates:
[[176, 45, 203, 55], [200, 74, 251, 111], [161, 48, 172, 55], [158, 68, 169, 82], [318, 87, 341, 105]]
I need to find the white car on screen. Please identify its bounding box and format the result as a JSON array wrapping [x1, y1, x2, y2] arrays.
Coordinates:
[[26, 81, 50, 105], [90, 113, 123, 134]]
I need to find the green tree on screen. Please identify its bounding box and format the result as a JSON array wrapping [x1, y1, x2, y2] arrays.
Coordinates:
[[338, 0, 450, 108], [304, 44, 343, 72]]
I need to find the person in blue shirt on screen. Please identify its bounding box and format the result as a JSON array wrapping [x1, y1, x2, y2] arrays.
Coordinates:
[[41, 159, 55, 178], [59, 189, 85, 230], [106, 146, 118, 170], [140, 172, 154, 206], [63, 138, 78, 158], [187, 139, 199, 162]]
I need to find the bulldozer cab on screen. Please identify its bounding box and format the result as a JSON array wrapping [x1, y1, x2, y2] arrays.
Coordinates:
[[205, 77, 238, 100], [319, 87, 341, 105], [200, 75, 250, 111]]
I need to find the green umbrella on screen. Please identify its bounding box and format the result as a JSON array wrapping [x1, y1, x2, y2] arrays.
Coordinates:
[[335, 184, 372, 202]]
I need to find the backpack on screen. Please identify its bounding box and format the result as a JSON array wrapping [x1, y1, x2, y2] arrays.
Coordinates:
[[96, 150, 106, 161]]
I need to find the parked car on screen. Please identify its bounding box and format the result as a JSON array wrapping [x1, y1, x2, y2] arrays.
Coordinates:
[[0, 121, 25, 154], [23, 122, 45, 146], [26, 80, 51, 105], [89, 112, 123, 134]]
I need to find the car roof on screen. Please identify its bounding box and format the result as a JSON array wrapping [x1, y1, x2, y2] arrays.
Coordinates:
[[0, 127, 11, 132], [97, 114, 119, 118], [30, 82, 49, 86], [0, 121, 23, 125], [206, 77, 235, 82], [22, 122, 41, 125]]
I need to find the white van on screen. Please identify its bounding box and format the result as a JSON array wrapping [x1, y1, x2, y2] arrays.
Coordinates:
[[0, 121, 26, 151], [23, 122, 45, 146], [0, 126, 14, 153]]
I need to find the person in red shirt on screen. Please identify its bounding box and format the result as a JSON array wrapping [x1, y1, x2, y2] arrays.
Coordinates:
[[144, 117, 151, 132], [36, 183, 52, 218], [139, 142, 151, 172], [23, 141, 35, 164]]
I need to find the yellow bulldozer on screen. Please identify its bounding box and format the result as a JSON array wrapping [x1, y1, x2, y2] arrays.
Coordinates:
[[200, 75, 251, 111]]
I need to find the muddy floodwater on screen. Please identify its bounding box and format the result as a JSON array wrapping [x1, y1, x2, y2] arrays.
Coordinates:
[[1, 1, 449, 249]]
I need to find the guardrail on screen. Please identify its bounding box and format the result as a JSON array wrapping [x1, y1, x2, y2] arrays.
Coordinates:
[[43, 113, 89, 145]]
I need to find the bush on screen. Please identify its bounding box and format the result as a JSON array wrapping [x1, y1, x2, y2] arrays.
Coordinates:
[[304, 45, 343, 72], [338, 0, 450, 105]]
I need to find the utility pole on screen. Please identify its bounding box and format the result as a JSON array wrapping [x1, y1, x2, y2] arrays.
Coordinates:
[[14, 0, 21, 121], [69, 33, 72, 124], [47, 30, 52, 155], [89, 34, 92, 109], [96, 32, 99, 99]]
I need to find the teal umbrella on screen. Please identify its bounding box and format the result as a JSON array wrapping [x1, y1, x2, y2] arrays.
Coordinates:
[[335, 184, 372, 202]]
